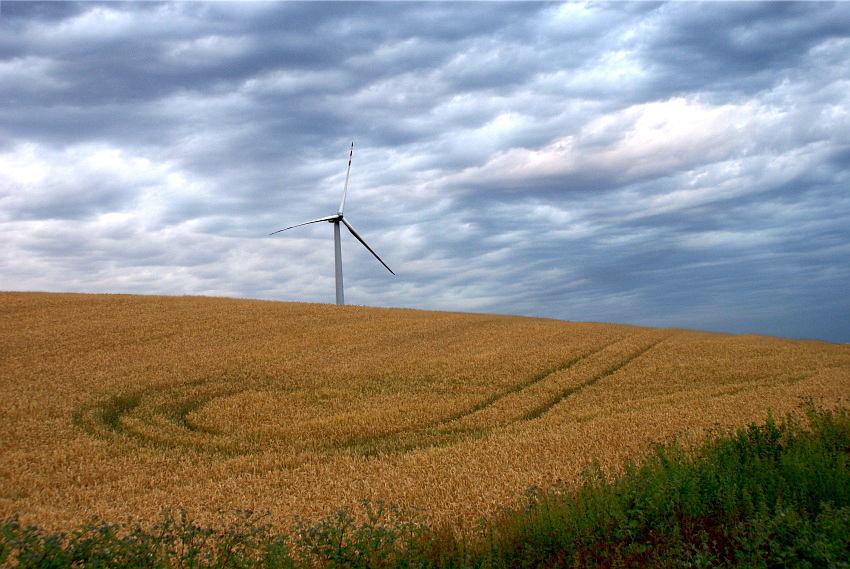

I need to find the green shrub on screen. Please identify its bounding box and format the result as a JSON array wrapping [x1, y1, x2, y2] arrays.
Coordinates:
[[472, 405, 850, 568]]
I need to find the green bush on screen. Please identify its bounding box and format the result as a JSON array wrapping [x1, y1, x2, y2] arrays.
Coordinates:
[[483, 405, 850, 568]]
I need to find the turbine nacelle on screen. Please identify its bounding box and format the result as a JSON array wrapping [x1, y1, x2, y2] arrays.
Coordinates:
[[270, 143, 394, 305]]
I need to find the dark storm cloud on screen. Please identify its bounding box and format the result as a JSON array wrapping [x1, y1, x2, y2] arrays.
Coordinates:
[[645, 2, 850, 96], [1, 1, 848, 342]]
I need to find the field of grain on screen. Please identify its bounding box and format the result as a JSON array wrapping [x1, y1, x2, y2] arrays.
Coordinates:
[[1, 292, 848, 532]]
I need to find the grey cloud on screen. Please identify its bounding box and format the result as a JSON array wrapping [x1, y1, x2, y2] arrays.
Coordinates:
[[644, 2, 850, 96]]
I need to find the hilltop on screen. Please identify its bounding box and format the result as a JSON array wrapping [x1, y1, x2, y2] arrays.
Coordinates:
[[1, 292, 848, 532]]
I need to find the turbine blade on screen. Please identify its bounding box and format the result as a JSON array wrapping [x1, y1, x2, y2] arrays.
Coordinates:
[[269, 214, 340, 235], [341, 218, 395, 275], [338, 142, 353, 215]]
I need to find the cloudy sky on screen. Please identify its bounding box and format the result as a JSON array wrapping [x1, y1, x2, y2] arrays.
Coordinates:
[[2, 2, 849, 343]]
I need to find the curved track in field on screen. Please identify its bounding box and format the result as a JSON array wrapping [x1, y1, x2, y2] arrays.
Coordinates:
[[74, 378, 253, 455], [75, 330, 671, 458]]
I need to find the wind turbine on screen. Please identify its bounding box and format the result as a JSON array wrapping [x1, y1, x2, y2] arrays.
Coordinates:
[[270, 143, 394, 305]]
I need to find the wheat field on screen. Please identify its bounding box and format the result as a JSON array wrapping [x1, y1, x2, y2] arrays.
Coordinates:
[[1, 292, 848, 532]]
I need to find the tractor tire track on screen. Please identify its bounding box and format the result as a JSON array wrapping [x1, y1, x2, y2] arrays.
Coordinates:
[[74, 378, 251, 455], [519, 332, 670, 421], [335, 338, 632, 457], [340, 332, 672, 457]]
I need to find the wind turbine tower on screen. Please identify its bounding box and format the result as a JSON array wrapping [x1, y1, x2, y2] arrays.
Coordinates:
[[270, 143, 394, 305]]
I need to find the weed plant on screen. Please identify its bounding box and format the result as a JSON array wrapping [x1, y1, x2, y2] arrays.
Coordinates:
[[2, 405, 848, 568], [484, 404, 850, 568]]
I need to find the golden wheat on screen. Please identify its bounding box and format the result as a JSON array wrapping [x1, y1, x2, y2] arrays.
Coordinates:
[[1, 292, 848, 531]]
